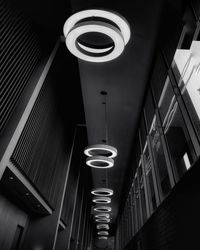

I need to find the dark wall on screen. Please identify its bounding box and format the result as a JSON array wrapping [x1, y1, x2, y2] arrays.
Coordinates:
[[0, 1, 92, 249], [0, 192, 27, 250], [125, 159, 200, 250], [0, 0, 42, 159]]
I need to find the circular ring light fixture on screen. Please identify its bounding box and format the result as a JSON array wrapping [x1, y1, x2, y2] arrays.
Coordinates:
[[95, 218, 110, 223], [84, 144, 117, 158], [94, 213, 110, 219], [91, 188, 113, 197], [98, 236, 108, 240], [63, 9, 131, 62], [97, 231, 109, 236], [97, 224, 109, 230], [94, 206, 112, 212], [93, 197, 111, 204], [86, 156, 114, 168]]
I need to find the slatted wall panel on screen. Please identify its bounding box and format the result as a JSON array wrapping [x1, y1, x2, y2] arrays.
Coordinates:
[[0, 0, 41, 134], [10, 81, 66, 208]]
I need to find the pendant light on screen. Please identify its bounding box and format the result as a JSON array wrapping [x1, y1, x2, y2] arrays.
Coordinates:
[[91, 188, 113, 196], [93, 197, 111, 204], [85, 91, 117, 168], [63, 9, 131, 62]]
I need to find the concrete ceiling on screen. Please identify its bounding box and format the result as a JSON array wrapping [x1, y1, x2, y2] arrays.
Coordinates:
[[69, 0, 164, 230]]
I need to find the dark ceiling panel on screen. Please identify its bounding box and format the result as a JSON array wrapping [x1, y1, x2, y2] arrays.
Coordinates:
[[69, 0, 164, 228]]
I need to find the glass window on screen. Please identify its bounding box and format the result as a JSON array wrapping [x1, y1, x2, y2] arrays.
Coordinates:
[[159, 76, 196, 180], [134, 172, 142, 230], [130, 185, 137, 236], [151, 51, 168, 105], [127, 195, 134, 239], [144, 89, 155, 131], [143, 142, 157, 213], [138, 162, 147, 224], [149, 115, 172, 199], [173, 39, 200, 144], [139, 114, 147, 149]]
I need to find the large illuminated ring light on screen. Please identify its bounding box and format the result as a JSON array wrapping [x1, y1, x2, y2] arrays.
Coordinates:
[[93, 197, 111, 204], [91, 188, 113, 196], [86, 156, 114, 168], [94, 206, 112, 212], [63, 9, 131, 62], [94, 213, 110, 219], [84, 144, 117, 158]]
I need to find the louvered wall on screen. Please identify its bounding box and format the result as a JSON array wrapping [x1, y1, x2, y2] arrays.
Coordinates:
[[0, 0, 41, 134], [10, 81, 66, 208]]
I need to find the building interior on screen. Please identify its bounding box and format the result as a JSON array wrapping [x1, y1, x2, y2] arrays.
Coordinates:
[[1, 0, 200, 249]]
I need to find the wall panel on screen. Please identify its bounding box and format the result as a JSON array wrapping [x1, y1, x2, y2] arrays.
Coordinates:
[[0, 0, 41, 134]]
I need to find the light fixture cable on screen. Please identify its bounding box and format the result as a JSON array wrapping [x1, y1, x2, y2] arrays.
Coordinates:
[[102, 92, 109, 188]]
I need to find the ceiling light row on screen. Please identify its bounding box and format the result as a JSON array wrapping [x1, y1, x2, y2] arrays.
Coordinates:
[[91, 188, 114, 239]]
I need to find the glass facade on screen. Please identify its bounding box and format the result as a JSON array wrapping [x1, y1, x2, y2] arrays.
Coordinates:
[[116, 6, 200, 250], [149, 115, 172, 199], [143, 143, 157, 213], [158, 76, 197, 180]]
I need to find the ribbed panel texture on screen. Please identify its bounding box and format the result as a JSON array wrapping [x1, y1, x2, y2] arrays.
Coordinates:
[[10, 82, 65, 208], [0, 0, 41, 133]]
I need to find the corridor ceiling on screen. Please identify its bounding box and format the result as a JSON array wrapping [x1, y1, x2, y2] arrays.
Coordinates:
[[9, 0, 164, 235]]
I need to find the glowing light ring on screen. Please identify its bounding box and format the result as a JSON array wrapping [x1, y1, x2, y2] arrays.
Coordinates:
[[94, 206, 112, 212], [97, 224, 109, 230], [91, 188, 113, 196], [86, 156, 114, 168], [63, 9, 131, 45], [98, 236, 108, 240], [94, 213, 110, 219], [98, 231, 109, 236], [93, 197, 111, 204], [95, 218, 111, 223], [78, 42, 113, 54], [63, 9, 131, 62], [65, 21, 124, 63], [84, 144, 118, 158]]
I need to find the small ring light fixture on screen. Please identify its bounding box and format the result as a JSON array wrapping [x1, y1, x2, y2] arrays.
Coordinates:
[[95, 218, 111, 223], [91, 188, 113, 197], [93, 206, 112, 212], [94, 213, 110, 219], [98, 236, 108, 240], [86, 156, 114, 168], [84, 144, 117, 158], [97, 224, 110, 230], [93, 197, 111, 204], [97, 231, 109, 236], [63, 9, 131, 62]]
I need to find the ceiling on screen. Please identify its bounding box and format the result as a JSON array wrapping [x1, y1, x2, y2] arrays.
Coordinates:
[[70, 0, 164, 228], [8, 0, 164, 239]]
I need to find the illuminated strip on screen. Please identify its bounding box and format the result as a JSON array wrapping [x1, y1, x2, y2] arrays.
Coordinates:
[[86, 156, 114, 168], [84, 144, 117, 158], [97, 224, 109, 229], [93, 197, 111, 204], [94, 213, 110, 219], [95, 218, 111, 223], [91, 188, 113, 196], [94, 206, 112, 212], [97, 231, 109, 235]]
